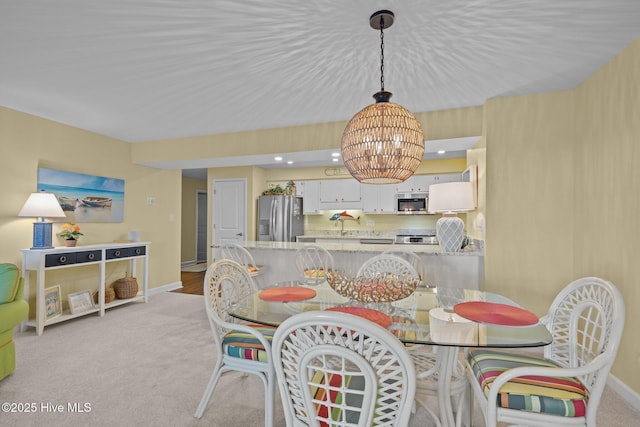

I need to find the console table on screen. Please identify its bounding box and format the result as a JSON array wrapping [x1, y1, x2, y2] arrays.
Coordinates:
[[21, 242, 149, 335]]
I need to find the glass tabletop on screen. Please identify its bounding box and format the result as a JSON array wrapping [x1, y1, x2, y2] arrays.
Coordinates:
[[229, 282, 552, 348]]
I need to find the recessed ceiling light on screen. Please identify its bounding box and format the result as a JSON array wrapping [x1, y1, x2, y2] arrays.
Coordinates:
[[332, 158, 339, 162], [287, 161, 293, 164], [331, 152, 340, 157], [437, 150, 446, 155], [274, 156, 283, 161]]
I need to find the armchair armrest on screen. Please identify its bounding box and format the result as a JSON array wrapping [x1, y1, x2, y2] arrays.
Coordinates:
[[0, 298, 29, 332]]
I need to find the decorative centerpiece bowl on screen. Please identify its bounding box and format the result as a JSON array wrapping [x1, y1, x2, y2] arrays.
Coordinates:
[[326, 270, 419, 303]]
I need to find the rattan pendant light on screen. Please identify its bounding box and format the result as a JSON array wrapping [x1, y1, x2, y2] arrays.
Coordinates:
[[341, 10, 425, 184]]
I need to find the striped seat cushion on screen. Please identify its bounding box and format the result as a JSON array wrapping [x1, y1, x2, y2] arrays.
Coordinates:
[[309, 370, 366, 426], [222, 324, 276, 362], [468, 349, 588, 417]]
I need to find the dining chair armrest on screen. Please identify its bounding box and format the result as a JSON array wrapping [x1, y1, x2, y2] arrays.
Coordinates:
[[484, 353, 610, 425]]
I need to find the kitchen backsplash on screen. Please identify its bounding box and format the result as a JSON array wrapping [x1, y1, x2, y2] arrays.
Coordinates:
[[304, 209, 470, 234]]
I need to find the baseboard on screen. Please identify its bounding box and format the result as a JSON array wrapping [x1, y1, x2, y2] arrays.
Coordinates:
[[149, 281, 183, 295], [608, 373, 640, 411], [180, 260, 197, 267]]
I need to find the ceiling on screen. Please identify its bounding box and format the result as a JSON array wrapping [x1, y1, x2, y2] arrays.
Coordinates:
[[2, 1, 640, 180]]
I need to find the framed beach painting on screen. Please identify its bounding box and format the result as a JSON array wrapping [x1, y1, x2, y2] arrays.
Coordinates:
[[37, 168, 125, 223]]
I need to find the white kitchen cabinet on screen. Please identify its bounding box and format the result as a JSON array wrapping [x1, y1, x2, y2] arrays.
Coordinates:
[[319, 179, 362, 210], [362, 184, 396, 214], [396, 175, 432, 193], [301, 180, 323, 214], [430, 173, 460, 185], [396, 173, 461, 193]]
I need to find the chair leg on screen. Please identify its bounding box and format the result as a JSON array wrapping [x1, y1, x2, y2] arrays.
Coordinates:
[[253, 367, 275, 427], [265, 368, 276, 427], [194, 362, 224, 418]]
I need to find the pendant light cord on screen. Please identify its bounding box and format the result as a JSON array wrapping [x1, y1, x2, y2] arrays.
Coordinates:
[[379, 15, 385, 92]]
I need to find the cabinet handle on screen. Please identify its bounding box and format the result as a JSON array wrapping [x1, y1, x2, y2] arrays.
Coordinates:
[[114, 250, 121, 257], [88, 253, 95, 260], [59, 256, 67, 263], [134, 248, 142, 255]]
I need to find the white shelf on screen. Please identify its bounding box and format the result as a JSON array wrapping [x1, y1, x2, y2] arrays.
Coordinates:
[[21, 242, 150, 336]]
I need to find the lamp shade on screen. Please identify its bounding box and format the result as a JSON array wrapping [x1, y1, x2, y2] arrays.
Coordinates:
[[19, 192, 66, 250], [428, 182, 474, 253], [341, 97, 425, 184], [18, 192, 66, 218], [427, 182, 475, 213]]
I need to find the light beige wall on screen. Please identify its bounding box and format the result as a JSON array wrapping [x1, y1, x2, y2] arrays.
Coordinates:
[[484, 91, 576, 313], [573, 38, 640, 391], [181, 176, 207, 263], [131, 107, 483, 164], [485, 38, 640, 390], [0, 107, 181, 311]]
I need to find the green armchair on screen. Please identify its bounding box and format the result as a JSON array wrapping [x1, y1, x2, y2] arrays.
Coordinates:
[[0, 263, 29, 381]]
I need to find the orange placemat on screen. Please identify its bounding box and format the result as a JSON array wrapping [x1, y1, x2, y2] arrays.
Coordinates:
[[325, 306, 392, 328], [258, 287, 316, 302], [453, 301, 539, 326]]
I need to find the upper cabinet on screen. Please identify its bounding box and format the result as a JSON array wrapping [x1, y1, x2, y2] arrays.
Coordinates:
[[362, 184, 396, 214], [395, 173, 461, 193], [319, 179, 362, 210], [299, 180, 323, 214]]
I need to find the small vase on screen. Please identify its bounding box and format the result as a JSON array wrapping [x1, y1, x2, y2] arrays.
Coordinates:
[[64, 239, 78, 247]]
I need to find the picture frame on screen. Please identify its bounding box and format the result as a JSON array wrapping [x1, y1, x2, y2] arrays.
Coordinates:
[[67, 290, 95, 314], [45, 285, 63, 320], [37, 167, 125, 223]]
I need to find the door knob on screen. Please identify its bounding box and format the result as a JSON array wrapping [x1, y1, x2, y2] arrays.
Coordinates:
[[236, 233, 243, 236]]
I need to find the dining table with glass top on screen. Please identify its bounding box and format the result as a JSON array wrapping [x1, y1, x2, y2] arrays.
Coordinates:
[[229, 281, 552, 427]]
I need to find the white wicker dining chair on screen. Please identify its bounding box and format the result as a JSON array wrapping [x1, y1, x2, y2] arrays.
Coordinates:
[[272, 310, 416, 427], [381, 248, 428, 287], [294, 244, 335, 286], [465, 277, 625, 427], [219, 243, 265, 282], [194, 260, 276, 427], [359, 253, 466, 426], [357, 253, 419, 280]]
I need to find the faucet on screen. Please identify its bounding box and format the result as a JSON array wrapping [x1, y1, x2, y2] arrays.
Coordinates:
[[335, 221, 347, 235]]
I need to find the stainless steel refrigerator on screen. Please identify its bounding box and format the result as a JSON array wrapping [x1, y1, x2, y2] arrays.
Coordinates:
[[257, 195, 304, 242]]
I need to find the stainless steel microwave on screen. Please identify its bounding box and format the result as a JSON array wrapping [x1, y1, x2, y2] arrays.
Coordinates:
[[396, 194, 428, 214]]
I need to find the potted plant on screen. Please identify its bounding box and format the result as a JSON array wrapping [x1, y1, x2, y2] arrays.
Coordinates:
[[57, 223, 83, 247]]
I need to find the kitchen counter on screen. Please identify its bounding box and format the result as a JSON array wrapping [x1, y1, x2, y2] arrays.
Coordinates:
[[212, 240, 484, 290], [237, 240, 482, 256]]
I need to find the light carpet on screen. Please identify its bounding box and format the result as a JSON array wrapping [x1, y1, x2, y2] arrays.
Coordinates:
[[1, 292, 638, 427]]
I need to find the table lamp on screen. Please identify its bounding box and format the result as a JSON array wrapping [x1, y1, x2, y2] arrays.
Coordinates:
[[428, 182, 475, 252], [18, 192, 66, 249]]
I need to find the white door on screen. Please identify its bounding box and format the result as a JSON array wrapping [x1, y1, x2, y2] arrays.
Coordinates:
[[213, 179, 247, 248]]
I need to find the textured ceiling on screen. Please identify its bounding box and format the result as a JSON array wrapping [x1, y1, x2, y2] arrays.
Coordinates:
[[2, 1, 640, 176]]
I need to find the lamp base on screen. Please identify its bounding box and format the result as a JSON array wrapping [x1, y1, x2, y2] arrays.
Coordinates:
[[31, 222, 54, 250], [436, 216, 465, 253]]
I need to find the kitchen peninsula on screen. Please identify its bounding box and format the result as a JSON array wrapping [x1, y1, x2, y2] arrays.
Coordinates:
[[212, 240, 484, 290]]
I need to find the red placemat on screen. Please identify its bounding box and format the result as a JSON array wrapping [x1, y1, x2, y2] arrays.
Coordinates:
[[259, 287, 316, 302], [325, 306, 392, 328], [453, 301, 539, 326]]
